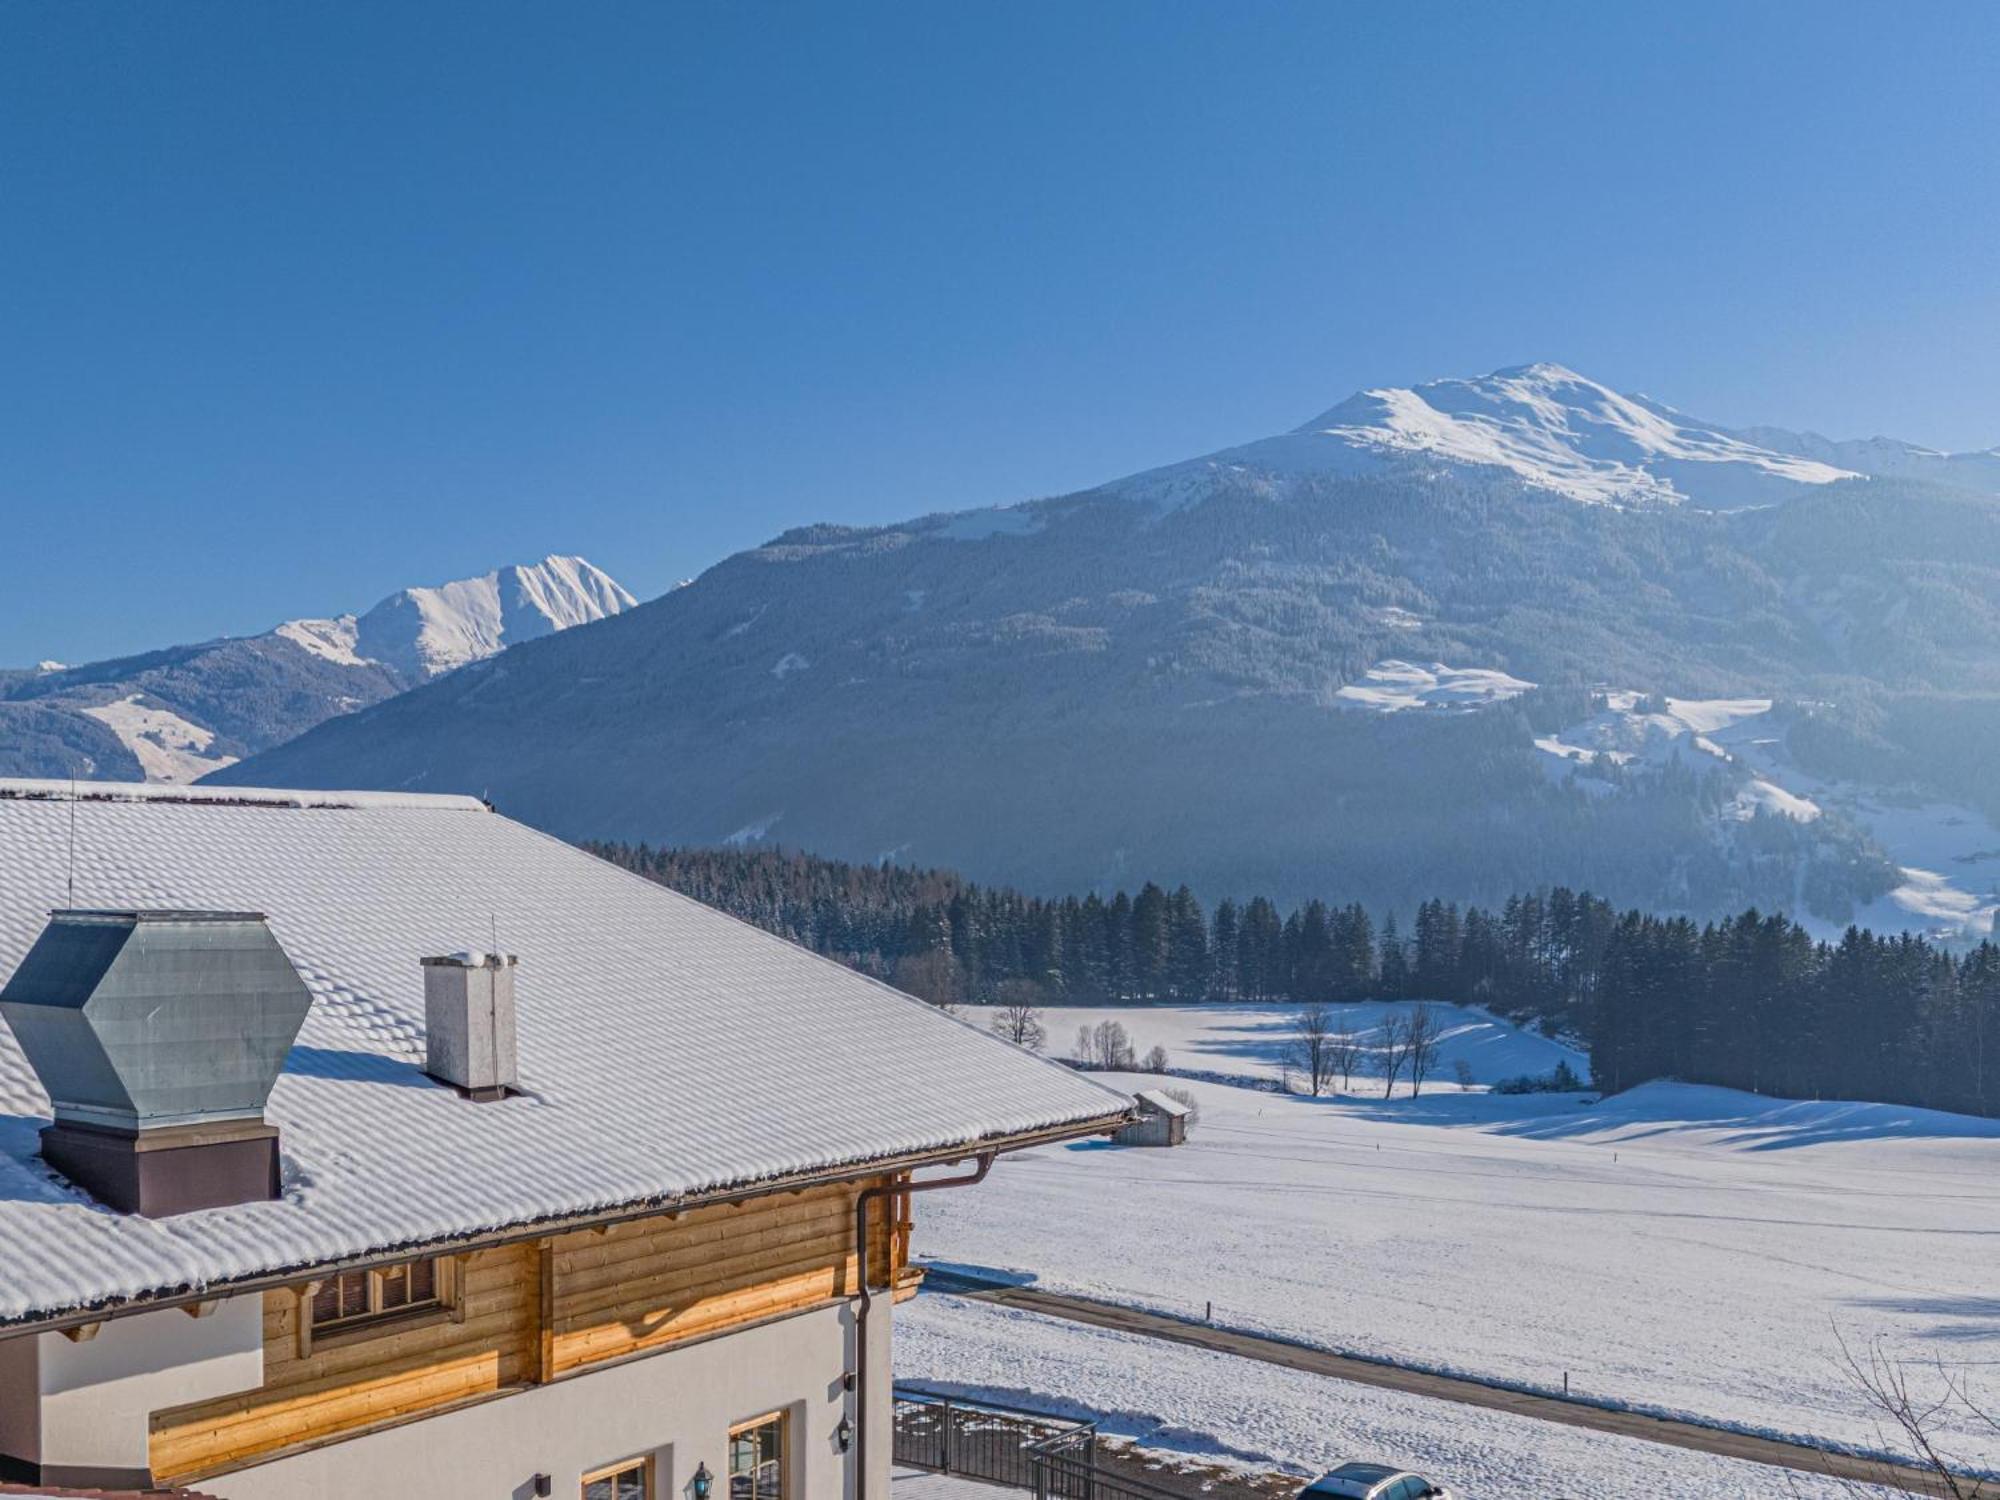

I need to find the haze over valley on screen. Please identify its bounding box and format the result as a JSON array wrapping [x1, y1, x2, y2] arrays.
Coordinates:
[[207, 364, 2000, 940]]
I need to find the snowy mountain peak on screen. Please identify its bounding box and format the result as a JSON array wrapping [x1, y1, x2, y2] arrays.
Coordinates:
[[2, 554, 639, 789], [272, 555, 635, 682], [349, 555, 637, 681], [1285, 363, 1858, 509]]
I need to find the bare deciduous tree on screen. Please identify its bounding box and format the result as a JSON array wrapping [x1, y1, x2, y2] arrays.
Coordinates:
[[1142, 1043, 1170, 1073], [893, 948, 962, 1011], [1289, 1004, 1338, 1096], [1379, 1012, 1411, 1098], [1405, 1003, 1444, 1096], [1081, 1019, 1136, 1069], [990, 1004, 1047, 1051], [988, 978, 1048, 1051], [1327, 1010, 1363, 1093], [1787, 1329, 2000, 1499]]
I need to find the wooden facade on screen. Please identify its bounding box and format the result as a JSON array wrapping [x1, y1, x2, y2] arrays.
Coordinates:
[[148, 1175, 910, 1485]]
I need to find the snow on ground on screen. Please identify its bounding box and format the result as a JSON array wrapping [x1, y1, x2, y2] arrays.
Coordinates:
[[1533, 691, 1769, 774], [1731, 777, 1822, 823], [1039, 1001, 1581, 1090], [1704, 705, 2000, 942], [1333, 661, 1536, 715], [275, 614, 369, 667], [78, 694, 238, 783], [898, 1293, 1904, 1500], [919, 1019, 2000, 1474], [934, 505, 1046, 541], [1538, 692, 2000, 941]]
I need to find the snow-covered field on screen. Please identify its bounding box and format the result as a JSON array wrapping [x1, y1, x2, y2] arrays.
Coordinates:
[[898, 1295, 1903, 1500], [1333, 661, 1537, 715], [1037, 1001, 1582, 1090], [79, 694, 238, 782], [913, 1006, 2000, 1489]]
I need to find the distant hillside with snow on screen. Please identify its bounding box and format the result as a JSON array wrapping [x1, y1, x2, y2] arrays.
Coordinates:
[[216, 362, 2000, 932], [0, 555, 634, 783]]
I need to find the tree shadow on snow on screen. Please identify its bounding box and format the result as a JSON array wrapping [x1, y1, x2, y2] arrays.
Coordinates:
[[1848, 1294, 2000, 1343], [1482, 1091, 2000, 1150]]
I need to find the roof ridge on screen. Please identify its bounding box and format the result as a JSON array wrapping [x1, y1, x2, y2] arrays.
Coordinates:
[[0, 779, 489, 813]]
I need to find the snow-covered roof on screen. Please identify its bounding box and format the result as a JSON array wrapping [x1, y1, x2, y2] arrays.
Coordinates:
[[0, 782, 1129, 1323], [1133, 1089, 1189, 1118]]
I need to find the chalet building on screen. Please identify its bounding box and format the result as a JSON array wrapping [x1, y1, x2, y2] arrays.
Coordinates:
[[0, 781, 1130, 1499]]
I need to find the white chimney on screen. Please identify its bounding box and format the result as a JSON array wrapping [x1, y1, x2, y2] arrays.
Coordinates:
[[422, 952, 518, 1101]]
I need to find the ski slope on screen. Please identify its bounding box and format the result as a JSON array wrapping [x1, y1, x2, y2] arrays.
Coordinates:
[[918, 1010, 2000, 1480]]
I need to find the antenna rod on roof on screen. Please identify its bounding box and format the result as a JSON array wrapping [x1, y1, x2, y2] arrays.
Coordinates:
[[66, 773, 77, 910]]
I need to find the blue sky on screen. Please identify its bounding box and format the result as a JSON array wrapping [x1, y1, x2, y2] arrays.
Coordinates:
[[4, 1, 1998, 664]]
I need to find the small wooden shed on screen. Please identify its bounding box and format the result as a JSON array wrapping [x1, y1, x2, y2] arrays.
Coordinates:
[[1115, 1088, 1190, 1147]]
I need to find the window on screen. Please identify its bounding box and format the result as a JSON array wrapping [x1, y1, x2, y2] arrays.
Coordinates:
[[729, 1412, 787, 1500], [583, 1459, 650, 1500], [309, 1257, 441, 1330]]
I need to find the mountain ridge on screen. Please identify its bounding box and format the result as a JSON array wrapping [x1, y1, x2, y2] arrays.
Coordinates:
[[1, 554, 635, 783], [211, 363, 2000, 932]]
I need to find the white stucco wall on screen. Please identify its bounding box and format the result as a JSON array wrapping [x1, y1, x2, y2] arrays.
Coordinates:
[[211, 1296, 889, 1500], [0, 1296, 264, 1473]]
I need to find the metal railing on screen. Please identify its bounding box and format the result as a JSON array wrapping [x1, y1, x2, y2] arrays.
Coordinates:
[[894, 1385, 1097, 1492], [892, 1385, 1188, 1500], [1029, 1450, 1187, 1500]]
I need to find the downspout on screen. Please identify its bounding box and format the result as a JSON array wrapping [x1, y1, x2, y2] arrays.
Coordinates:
[[852, 1152, 993, 1500]]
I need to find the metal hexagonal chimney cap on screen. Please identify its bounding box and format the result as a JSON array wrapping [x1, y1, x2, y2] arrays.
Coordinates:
[[0, 909, 312, 1134]]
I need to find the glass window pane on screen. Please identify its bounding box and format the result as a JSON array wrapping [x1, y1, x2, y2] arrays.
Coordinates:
[[339, 1271, 368, 1318], [732, 1417, 783, 1500], [410, 1258, 437, 1302], [584, 1464, 645, 1500]]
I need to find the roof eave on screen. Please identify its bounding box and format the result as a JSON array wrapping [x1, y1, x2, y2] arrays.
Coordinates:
[[0, 1107, 1134, 1337]]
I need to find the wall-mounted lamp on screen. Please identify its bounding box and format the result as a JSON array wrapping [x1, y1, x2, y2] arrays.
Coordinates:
[[693, 1462, 714, 1500], [533, 1476, 552, 1498], [836, 1415, 855, 1454]]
